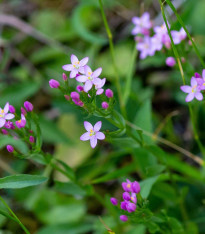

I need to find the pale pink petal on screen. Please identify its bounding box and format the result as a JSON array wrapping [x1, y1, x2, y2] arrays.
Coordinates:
[[93, 78, 102, 86], [96, 89, 104, 95], [132, 27, 141, 35], [4, 102, 9, 114], [191, 77, 197, 87], [5, 114, 15, 120], [84, 121, 93, 131], [142, 12, 150, 22], [195, 92, 203, 101], [84, 80, 93, 92], [132, 17, 140, 25], [202, 69, 205, 79], [94, 121, 102, 132], [84, 65, 92, 76], [180, 85, 192, 93], [79, 57, 89, 66], [21, 114, 26, 120], [62, 64, 73, 71], [186, 93, 194, 102], [70, 69, 78, 78], [78, 67, 85, 74], [96, 132, 105, 140], [92, 68, 102, 78], [80, 132, 90, 141], [90, 136, 97, 148], [76, 75, 88, 82], [71, 54, 78, 64], [0, 118, 6, 127]]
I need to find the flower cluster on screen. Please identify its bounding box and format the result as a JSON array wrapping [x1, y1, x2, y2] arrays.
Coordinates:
[[110, 179, 141, 222], [48, 54, 116, 148], [0, 101, 35, 153], [132, 12, 187, 60], [180, 70, 205, 102]]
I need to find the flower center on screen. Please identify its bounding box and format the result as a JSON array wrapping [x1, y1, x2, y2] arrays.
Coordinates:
[[131, 197, 134, 201], [127, 184, 131, 188], [89, 129, 95, 136], [192, 85, 197, 93], [73, 61, 80, 68], [88, 72, 93, 80]]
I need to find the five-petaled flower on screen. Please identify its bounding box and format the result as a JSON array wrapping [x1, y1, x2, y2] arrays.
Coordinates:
[[0, 103, 15, 128], [62, 54, 89, 78], [80, 121, 105, 148], [132, 12, 152, 36], [181, 77, 203, 102]]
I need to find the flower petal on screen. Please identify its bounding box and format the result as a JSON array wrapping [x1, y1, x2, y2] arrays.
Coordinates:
[[71, 54, 78, 64], [186, 93, 194, 102], [76, 75, 88, 82], [180, 85, 192, 93], [84, 121, 93, 131], [90, 136, 97, 148], [191, 77, 197, 87], [5, 114, 15, 120], [94, 121, 102, 132], [70, 69, 78, 78], [84, 65, 92, 76], [96, 132, 105, 140], [92, 67, 102, 78], [80, 132, 90, 141], [0, 118, 6, 128], [202, 69, 205, 79], [84, 80, 93, 92], [79, 57, 89, 66], [96, 89, 104, 95], [4, 102, 9, 114], [195, 92, 203, 101], [62, 64, 73, 71]]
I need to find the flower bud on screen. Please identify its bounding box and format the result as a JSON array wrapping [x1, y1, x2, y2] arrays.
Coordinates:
[[76, 85, 84, 92], [64, 95, 70, 101], [21, 107, 27, 115], [120, 201, 128, 210], [126, 202, 136, 213], [24, 101, 33, 112], [62, 73, 68, 81], [2, 129, 8, 135], [70, 92, 80, 100], [110, 197, 118, 206], [105, 89, 113, 98], [49, 79, 60, 88], [120, 215, 128, 222], [29, 136, 35, 143], [9, 105, 15, 114], [131, 181, 140, 193], [123, 192, 131, 201], [195, 72, 201, 78], [166, 57, 176, 67], [6, 145, 14, 153], [102, 102, 109, 109]]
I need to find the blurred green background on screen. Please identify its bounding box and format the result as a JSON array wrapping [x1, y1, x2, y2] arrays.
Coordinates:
[[1, 0, 205, 233]]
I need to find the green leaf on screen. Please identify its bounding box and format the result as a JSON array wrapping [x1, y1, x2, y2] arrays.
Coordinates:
[[0, 135, 28, 154], [140, 175, 159, 198], [145, 165, 166, 177], [0, 174, 48, 189], [56, 159, 76, 181]]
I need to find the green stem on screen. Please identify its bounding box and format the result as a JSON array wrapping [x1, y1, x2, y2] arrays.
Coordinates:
[[165, 0, 205, 67], [98, 0, 126, 117], [160, 0, 205, 158], [0, 196, 30, 234]]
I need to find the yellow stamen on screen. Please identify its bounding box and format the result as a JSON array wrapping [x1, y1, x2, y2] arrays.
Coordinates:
[[1, 110, 4, 114], [127, 184, 131, 188]]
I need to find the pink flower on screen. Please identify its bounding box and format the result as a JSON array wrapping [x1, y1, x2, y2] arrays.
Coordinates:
[[102, 102, 109, 109], [6, 145, 14, 153], [16, 114, 26, 128], [62, 73, 68, 81], [131, 181, 141, 193], [24, 101, 33, 112], [80, 121, 105, 148], [171, 28, 187, 45], [120, 215, 128, 222], [122, 179, 132, 192], [180, 77, 203, 102], [137, 36, 156, 59], [4, 121, 15, 129], [49, 79, 60, 88], [110, 197, 118, 206], [93, 78, 106, 95], [76, 66, 102, 92], [62, 54, 89, 78], [166, 57, 176, 67], [9, 105, 15, 114], [130, 193, 137, 203], [132, 12, 152, 35], [29, 136, 35, 143], [105, 89, 113, 98], [0, 103, 15, 128]]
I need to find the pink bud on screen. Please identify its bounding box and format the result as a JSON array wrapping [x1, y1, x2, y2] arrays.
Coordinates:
[[6, 145, 14, 153], [29, 136, 35, 143], [62, 73, 68, 81], [105, 89, 113, 98], [102, 102, 109, 109], [195, 72, 201, 78], [120, 215, 128, 222], [110, 197, 118, 206], [21, 107, 27, 115], [2, 129, 8, 135], [49, 79, 60, 88], [76, 85, 84, 92], [9, 105, 15, 114], [24, 101, 33, 112], [166, 57, 176, 67], [70, 92, 80, 100], [123, 192, 131, 201], [181, 57, 186, 63], [131, 181, 140, 193], [64, 95, 70, 100]]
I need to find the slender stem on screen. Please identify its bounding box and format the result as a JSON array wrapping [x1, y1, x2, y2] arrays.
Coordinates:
[[98, 0, 126, 117], [159, 0, 205, 158], [0, 196, 30, 234]]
